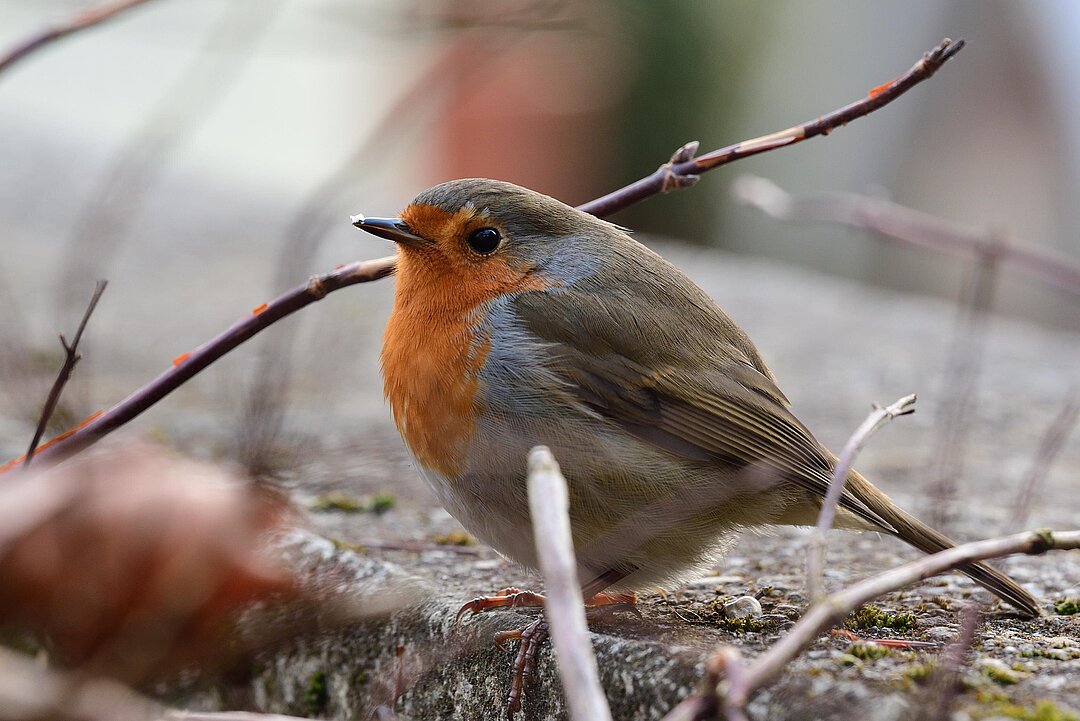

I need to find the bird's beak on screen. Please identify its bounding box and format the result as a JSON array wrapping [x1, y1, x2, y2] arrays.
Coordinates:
[[351, 214, 427, 247]]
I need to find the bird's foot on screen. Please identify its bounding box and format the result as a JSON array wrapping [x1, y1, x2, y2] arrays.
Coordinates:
[[456, 589, 639, 718], [455, 587, 547, 624]]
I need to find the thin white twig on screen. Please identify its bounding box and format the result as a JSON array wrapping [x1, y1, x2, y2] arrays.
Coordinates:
[[526, 446, 613, 721], [807, 394, 917, 602], [664, 529, 1075, 720], [748, 530, 1069, 698]]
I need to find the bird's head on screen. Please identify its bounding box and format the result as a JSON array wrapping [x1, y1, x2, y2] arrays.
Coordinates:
[[353, 178, 623, 306]]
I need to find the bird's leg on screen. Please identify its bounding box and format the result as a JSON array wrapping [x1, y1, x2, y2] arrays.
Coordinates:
[[503, 616, 549, 719], [459, 589, 639, 718]]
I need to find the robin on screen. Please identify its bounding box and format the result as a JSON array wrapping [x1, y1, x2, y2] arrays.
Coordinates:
[[354, 178, 1039, 713]]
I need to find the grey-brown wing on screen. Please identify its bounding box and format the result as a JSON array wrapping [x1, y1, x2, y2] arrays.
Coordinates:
[[513, 288, 893, 532]]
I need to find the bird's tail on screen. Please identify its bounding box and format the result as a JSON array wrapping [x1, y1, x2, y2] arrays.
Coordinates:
[[844, 469, 1041, 617]]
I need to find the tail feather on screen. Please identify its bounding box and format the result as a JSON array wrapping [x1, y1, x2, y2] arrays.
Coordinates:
[[845, 470, 1041, 617]]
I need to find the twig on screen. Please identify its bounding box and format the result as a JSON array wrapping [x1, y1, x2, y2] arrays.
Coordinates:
[[56, 0, 285, 316], [732, 175, 1080, 299], [10, 39, 966, 469], [717, 529, 1074, 716], [526, 447, 613, 721], [0, 0, 158, 77], [580, 38, 966, 217], [22, 260, 393, 468], [24, 281, 107, 467], [807, 394, 916, 602], [931, 603, 981, 720], [926, 248, 998, 528], [713, 648, 751, 721], [1011, 391, 1080, 532]]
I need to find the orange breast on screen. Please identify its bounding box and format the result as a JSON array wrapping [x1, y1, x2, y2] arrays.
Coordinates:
[[381, 205, 554, 477], [381, 280, 489, 478]]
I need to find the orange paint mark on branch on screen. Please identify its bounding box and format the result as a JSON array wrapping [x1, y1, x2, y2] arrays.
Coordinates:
[[252, 303, 268, 316], [172, 353, 190, 367], [868, 76, 900, 98], [0, 411, 105, 474]]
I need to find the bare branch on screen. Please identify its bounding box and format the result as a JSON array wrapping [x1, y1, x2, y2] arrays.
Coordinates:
[[6, 39, 968, 470], [926, 249, 998, 528], [0, 0, 158, 77], [807, 394, 916, 602], [732, 175, 1080, 299], [580, 38, 966, 217], [1011, 391, 1080, 532], [527, 447, 613, 721], [21, 260, 393, 468], [24, 281, 107, 467], [931, 603, 981, 719]]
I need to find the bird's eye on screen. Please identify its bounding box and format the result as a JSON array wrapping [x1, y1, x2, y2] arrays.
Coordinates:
[[467, 227, 501, 255]]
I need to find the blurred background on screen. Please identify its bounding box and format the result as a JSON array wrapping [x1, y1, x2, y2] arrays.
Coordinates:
[[1, 0, 1078, 469]]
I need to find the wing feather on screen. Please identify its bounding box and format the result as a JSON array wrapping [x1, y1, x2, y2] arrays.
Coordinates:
[[512, 287, 893, 532]]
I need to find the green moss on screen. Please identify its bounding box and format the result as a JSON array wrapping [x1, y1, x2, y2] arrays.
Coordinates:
[[371, 493, 396, 514], [432, 530, 474, 546], [982, 663, 1021, 685], [847, 642, 891, 661], [717, 614, 764, 633], [310, 492, 396, 514], [846, 605, 917, 632], [305, 671, 328, 716], [310, 492, 366, 513], [904, 661, 936, 684], [984, 700, 1080, 721], [1054, 597, 1080, 615], [837, 653, 861, 667]]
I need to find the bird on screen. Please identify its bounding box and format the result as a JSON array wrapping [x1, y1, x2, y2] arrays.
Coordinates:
[[354, 177, 1039, 709]]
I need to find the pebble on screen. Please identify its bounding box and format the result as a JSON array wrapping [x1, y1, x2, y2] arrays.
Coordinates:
[[1045, 636, 1077, 648], [923, 626, 958, 641], [724, 596, 763, 619]]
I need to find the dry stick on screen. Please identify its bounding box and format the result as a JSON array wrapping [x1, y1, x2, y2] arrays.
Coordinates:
[[720, 530, 1077, 716], [731, 175, 1080, 299], [56, 0, 285, 315], [527, 447, 613, 721], [17, 38, 966, 469], [927, 248, 998, 528], [580, 38, 966, 218], [25, 260, 393, 468], [931, 603, 981, 720], [24, 281, 107, 467], [1011, 391, 1080, 532], [807, 394, 916, 603], [0, 0, 158, 76]]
